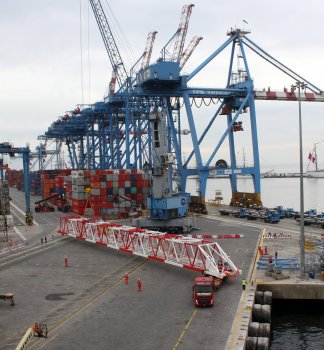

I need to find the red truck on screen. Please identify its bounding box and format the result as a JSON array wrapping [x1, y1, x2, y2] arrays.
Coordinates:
[[193, 276, 223, 307]]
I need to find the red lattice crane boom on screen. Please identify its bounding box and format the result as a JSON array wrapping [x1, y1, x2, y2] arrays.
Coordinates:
[[58, 216, 240, 280], [141, 31, 158, 70], [180, 35, 203, 69], [171, 4, 195, 63]]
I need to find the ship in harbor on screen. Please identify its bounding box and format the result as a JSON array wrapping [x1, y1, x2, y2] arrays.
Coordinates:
[[306, 140, 324, 178]]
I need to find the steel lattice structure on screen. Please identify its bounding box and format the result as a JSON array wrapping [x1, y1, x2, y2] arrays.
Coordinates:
[[58, 215, 240, 279], [38, 3, 324, 206]]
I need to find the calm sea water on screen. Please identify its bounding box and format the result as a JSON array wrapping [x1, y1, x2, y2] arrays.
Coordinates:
[[187, 177, 324, 213], [271, 300, 324, 350]]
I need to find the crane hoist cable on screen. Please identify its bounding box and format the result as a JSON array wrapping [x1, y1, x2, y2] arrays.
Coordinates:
[[87, 0, 91, 104], [79, 0, 84, 104], [101, 0, 136, 70]]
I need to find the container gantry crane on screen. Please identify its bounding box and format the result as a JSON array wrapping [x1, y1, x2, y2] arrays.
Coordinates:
[[134, 26, 324, 209], [0, 142, 33, 225], [40, 4, 324, 211], [40, 0, 157, 171]]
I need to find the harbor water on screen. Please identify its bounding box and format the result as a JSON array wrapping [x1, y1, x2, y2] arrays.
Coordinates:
[[187, 177, 324, 212], [270, 300, 324, 350]]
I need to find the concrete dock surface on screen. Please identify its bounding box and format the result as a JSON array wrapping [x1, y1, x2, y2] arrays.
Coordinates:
[[1, 193, 323, 350]]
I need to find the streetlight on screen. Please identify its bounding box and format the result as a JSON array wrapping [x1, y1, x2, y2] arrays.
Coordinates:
[[291, 81, 307, 278]]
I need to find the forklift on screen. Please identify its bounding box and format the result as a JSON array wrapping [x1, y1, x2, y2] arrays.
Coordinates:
[[34, 193, 70, 213], [32, 323, 48, 338]]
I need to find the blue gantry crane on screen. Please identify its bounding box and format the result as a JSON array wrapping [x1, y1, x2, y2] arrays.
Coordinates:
[[134, 25, 324, 210], [39, 4, 324, 216], [0, 142, 33, 225]]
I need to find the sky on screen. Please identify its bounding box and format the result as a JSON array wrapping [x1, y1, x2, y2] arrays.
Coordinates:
[[1, 0, 324, 172]]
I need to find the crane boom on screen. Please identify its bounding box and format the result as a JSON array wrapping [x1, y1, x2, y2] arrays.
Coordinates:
[[58, 216, 240, 279], [180, 35, 203, 69], [89, 0, 128, 91], [254, 89, 324, 102], [141, 31, 158, 70], [242, 35, 323, 95], [171, 4, 195, 63]]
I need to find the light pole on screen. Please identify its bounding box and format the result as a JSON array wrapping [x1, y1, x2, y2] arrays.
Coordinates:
[[291, 81, 307, 278]]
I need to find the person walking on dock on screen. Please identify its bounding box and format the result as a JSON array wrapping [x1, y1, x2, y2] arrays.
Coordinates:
[[137, 278, 142, 292], [241, 278, 247, 290]]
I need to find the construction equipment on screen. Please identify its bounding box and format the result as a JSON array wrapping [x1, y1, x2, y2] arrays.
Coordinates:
[[0, 293, 15, 306], [0, 142, 32, 224], [113, 193, 143, 217], [261, 210, 280, 224], [58, 216, 240, 305], [233, 208, 248, 218], [32, 323, 48, 338], [34, 201, 55, 213], [133, 111, 193, 233], [35, 193, 70, 213]]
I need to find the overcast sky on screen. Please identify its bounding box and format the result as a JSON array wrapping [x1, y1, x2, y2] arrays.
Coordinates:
[[1, 0, 324, 172]]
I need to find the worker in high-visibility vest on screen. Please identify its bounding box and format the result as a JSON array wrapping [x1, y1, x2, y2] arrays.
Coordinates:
[[241, 278, 247, 290]]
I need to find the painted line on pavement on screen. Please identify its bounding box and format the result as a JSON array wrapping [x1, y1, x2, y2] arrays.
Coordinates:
[[172, 309, 197, 350], [203, 214, 305, 238], [10, 202, 39, 226], [13, 226, 27, 241]]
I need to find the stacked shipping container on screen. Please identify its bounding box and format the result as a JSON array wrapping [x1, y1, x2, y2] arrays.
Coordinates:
[[30, 171, 42, 196], [5, 170, 23, 190], [66, 169, 150, 219], [6, 168, 151, 220], [0, 181, 10, 215], [41, 169, 71, 202]]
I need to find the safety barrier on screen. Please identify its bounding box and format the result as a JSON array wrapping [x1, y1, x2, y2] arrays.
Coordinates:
[[187, 234, 244, 239], [15, 327, 33, 350], [0, 243, 24, 256], [263, 232, 292, 239]]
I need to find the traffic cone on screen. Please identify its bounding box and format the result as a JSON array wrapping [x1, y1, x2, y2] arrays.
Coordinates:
[[124, 273, 129, 285], [137, 278, 142, 292]]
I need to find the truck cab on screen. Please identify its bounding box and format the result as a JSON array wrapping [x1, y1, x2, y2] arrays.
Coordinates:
[[193, 276, 214, 307]]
